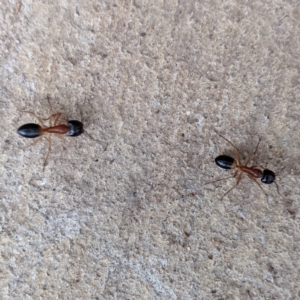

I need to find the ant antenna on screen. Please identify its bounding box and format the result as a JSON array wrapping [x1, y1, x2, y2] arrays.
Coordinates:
[[273, 166, 286, 198], [79, 96, 108, 151]]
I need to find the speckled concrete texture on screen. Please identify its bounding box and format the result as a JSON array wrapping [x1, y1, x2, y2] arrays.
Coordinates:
[[1, 1, 300, 299]]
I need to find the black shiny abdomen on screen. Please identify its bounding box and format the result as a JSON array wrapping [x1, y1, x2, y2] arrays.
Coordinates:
[[17, 123, 41, 138], [68, 120, 83, 136], [215, 155, 235, 169], [261, 169, 275, 184]]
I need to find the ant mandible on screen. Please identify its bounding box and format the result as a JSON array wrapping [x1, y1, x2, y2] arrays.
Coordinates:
[[206, 131, 276, 200], [17, 96, 84, 171]]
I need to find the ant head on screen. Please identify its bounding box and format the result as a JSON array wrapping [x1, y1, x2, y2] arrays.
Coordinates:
[[261, 169, 275, 184], [68, 120, 84, 137]]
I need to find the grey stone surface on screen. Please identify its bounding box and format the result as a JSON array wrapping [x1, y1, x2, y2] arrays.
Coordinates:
[[1, 1, 300, 299]]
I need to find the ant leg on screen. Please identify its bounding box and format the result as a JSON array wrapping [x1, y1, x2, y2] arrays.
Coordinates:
[[55, 133, 64, 140], [48, 96, 53, 126], [45, 95, 61, 126], [53, 113, 61, 126], [250, 174, 282, 198], [247, 174, 266, 195], [21, 135, 43, 150], [204, 170, 238, 185], [43, 113, 61, 126], [61, 111, 69, 125], [220, 172, 242, 200], [245, 138, 261, 166], [18, 110, 45, 127], [43, 135, 52, 171], [47, 95, 53, 114], [215, 131, 242, 165]]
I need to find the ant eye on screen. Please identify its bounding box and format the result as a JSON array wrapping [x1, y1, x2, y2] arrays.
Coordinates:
[[261, 169, 275, 184], [68, 120, 83, 136]]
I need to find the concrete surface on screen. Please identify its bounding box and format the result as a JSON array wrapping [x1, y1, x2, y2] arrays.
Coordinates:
[[1, 0, 300, 299]]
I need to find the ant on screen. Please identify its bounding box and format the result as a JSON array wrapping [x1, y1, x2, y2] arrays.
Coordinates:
[[206, 131, 278, 200], [17, 96, 84, 171]]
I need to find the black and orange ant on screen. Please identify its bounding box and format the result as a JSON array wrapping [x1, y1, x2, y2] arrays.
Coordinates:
[[206, 131, 279, 200], [17, 96, 84, 171]]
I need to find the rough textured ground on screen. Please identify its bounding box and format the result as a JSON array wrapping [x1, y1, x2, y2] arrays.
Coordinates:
[[1, 1, 300, 299]]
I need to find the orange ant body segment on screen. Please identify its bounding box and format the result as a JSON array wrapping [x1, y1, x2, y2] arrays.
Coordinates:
[[207, 132, 276, 200], [17, 97, 83, 171]]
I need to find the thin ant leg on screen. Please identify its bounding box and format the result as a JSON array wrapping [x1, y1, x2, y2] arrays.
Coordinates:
[[44, 96, 63, 125], [47, 95, 53, 113], [53, 113, 62, 126], [61, 107, 69, 126], [220, 172, 242, 200], [21, 135, 43, 150], [43, 135, 52, 171], [205, 170, 238, 185], [45, 112, 68, 126], [45, 96, 68, 126], [42, 113, 62, 127], [245, 138, 261, 166], [47, 95, 53, 126], [43, 112, 61, 123], [55, 133, 64, 140], [18, 110, 45, 127], [247, 174, 267, 195], [215, 131, 242, 165]]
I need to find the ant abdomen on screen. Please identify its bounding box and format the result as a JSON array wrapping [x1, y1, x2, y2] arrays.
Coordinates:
[[17, 123, 41, 138], [215, 155, 236, 170]]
